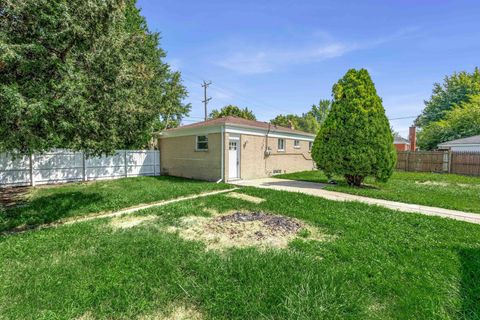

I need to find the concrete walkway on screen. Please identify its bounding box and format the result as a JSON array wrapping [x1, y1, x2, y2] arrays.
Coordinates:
[[231, 178, 480, 224]]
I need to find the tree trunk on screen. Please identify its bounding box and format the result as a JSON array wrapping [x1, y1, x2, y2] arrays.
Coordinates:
[[345, 174, 364, 187]]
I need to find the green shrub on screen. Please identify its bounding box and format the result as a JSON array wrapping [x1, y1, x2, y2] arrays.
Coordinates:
[[312, 69, 396, 186]]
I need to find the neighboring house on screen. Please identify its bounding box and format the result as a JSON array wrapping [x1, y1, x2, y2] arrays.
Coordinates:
[[394, 126, 417, 151], [394, 136, 410, 151], [437, 135, 480, 152], [158, 116, 315, 182]]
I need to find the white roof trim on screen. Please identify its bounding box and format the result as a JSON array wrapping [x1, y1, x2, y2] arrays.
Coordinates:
[[161, 125, 222, 138], [161, 124, 315, 141], [438, 143, 480, 147]]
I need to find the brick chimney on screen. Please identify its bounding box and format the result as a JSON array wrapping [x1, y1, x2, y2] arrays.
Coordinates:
[[409, 126, 416, 151]]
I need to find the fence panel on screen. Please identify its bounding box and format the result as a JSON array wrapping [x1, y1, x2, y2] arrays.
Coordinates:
[[451, 152, 480, 176], [396, 151, 480, 176], [0, 149, 160, 187], [396, 151, 446, 173]]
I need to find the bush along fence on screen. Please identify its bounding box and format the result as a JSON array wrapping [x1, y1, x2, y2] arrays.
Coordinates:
[[0, 149, 160, 188], [396, 151, 480, 176]]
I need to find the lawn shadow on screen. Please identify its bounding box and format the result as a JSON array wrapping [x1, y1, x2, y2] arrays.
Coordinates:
[[458, 247, 480, 319], [1, 191, 104, 233], [0, 186, 31, 209]]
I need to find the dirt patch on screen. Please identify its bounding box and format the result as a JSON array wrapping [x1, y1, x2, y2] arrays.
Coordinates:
[[167, 211, 326, 251], [110, 215, 157, 230], [415, 181, 449, 187], [0, 186, 30, 209], [225, 192, 265, 204], [76, 311, 94, 320], [139, 304, 203, 320]]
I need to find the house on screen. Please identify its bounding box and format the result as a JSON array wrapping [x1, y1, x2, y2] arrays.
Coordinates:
[[437, 135, 480, 152], [394, 126, 417, 151], [158, 116, 315, 182], [394, 136, 410, 151]]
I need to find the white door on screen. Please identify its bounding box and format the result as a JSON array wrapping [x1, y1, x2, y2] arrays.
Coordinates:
[[228, 140, 240, 179]]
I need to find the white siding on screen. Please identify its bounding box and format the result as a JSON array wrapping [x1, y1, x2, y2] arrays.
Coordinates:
[[450, 145, 480, 152]]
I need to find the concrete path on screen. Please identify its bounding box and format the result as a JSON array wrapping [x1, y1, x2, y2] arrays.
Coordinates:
[[231, 178, 480, 224]]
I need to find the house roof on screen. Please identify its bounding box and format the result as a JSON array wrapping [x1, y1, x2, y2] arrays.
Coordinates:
[[438, 134, 480, 147], [165, 116, 316, 137], [394, 136, 410, 144]]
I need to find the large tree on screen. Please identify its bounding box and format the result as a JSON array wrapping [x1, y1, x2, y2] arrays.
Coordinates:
[[416, 68, 480, 127], [0, 0, 189, 156], [209, 105, 256, 120], [312, 69, 396, 186], [310, 99, 331, 126], [417, 95, 480, 150]]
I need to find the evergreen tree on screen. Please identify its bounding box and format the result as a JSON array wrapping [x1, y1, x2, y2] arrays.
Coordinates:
[[0, 0, 189, 155], [312, 69, 396, 186]]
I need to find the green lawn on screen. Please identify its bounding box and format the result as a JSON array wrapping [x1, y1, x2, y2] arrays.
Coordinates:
[[0, 176, 230, 233], [1, 186, 479, 319], [276, 170, 480, 213]]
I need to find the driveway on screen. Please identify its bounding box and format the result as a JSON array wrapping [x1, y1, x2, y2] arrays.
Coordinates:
[[231, 178, 480, 224]]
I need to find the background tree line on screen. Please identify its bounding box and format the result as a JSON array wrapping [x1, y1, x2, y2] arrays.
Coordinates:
[[209, 100, 331, 134], [416, 67, 480, 150]]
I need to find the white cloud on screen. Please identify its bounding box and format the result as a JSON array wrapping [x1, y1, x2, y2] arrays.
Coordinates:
[[215, 28, 419, 75], [216, 42, 354, 75]]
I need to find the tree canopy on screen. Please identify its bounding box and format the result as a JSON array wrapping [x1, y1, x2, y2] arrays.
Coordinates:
[[416, 68, 480, 128], [270, 100, 330, 134], [0, 0, 190, 155], [312, 69, 396, 186], [209, 105, 256, 120], [417, 95, 480, 150]]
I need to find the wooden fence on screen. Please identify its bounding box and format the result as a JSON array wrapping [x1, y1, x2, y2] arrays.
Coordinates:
[[396, 151, 480, 176]]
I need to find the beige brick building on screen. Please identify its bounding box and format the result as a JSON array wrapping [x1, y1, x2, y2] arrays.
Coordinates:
[[159, 116, 315, 182]]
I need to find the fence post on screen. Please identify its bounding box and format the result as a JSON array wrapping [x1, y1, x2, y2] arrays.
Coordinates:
[[124, 150, 128, 178], [442, 151, 449, 173], [153, 151, 157, 176], [29, 154, 36, 186], [82, 153, 87, 181], [448, 150, 453, 173], [405, 152, 410, 171]]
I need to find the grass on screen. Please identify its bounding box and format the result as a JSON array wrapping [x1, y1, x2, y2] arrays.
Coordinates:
[[276, 170, 480, 213], [1, 186, 480, 319], [0, 176, 230, 232]]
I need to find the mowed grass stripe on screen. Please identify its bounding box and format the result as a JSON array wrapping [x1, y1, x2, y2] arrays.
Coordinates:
[[277, 170, 480, 213]]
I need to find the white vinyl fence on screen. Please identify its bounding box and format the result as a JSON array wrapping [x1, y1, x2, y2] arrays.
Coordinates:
[[0, 149, 160, 187]]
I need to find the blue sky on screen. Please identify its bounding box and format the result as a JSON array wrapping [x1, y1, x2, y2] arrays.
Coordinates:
[[137, 0, 480, 137]]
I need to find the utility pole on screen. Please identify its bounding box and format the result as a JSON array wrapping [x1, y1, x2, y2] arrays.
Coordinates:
[[202, 80, 212, 121]]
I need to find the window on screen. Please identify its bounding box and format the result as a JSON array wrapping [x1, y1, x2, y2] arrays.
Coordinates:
[[196, 135, 208, 151], [277, 138, 285, 151], [309, 141, 313, 151], [294, 140, 300, 148]]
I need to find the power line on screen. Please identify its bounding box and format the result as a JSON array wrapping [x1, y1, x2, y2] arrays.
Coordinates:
[[388, 116, 417, 121], [180, 70, 294, 117], [180, 69, 421, 123]]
